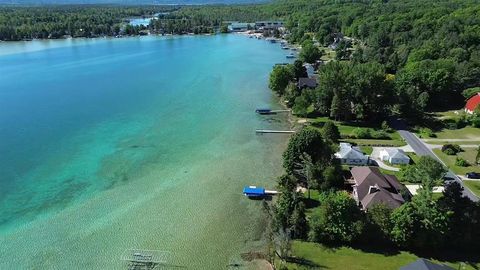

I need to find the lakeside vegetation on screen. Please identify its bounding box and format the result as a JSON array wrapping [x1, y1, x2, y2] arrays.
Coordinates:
[[2, 0, 480, 269]]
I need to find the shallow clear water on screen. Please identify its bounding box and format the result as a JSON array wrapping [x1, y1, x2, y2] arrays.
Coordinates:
[[0, 35, 291, 269]]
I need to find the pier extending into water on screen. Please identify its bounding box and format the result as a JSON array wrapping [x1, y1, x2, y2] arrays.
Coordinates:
[[256, 129, 296, 134]]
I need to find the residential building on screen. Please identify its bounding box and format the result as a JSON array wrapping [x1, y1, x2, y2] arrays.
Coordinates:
[[334, 142, 369, 165], [228, 22, 255, 32], [399, 258, 454, 270], [465, 92, 480, 114], [255, 21, 284, 30], [379, 148, 410, 165], [297, 77, 317, 90], [351, 166, 406, 210]]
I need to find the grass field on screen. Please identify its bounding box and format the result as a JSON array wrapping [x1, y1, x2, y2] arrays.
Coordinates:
[[463, 180, 480, 197], [433, 148, 480, 175], [308, 117, 406, 147], [432, 127, 480, 140], [285, 241, 478, 270]]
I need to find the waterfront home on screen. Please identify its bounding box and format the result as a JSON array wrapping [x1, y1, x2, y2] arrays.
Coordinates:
[[297, 77, 317, 90], [378, 148, 410, 165], [228, 22, 256, 32], [350, 167, 406, 210], [255, 21, 284, 30], [334, 142, 369, 165]]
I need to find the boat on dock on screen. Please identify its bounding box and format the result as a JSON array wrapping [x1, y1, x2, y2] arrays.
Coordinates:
[[286, 53, 296, 59], [255, 108, 272, 115]]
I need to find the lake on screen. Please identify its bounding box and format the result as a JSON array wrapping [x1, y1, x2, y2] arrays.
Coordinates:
[[0, 35, 291, 269]]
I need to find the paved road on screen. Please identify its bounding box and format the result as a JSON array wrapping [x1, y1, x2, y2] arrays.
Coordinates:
[[398, 130, 479, 202]]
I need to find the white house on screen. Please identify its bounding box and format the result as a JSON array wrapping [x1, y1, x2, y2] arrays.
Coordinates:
[[379, 148, 410, 165], [335, 142, 369, 165]]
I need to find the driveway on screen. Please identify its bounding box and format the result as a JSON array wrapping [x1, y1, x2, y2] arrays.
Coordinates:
[[397, 129, 479, 201]]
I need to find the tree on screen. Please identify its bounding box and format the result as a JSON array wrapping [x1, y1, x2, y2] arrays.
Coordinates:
[[294, 153, 315, 199], [291, 60, 307, 79], [390, 187, 450, 250], [219, 24, 228, 33], [289, 201, 308, 239], [321, 121, 340, 143], [400, 156, 446, 184], [293, 94, 310, 117], [299, 40, 322, 63], [365, 203, 393, 244], [309, 191, 364, 244], [282, 127, 333, 175], [269, 65, 294, 96]]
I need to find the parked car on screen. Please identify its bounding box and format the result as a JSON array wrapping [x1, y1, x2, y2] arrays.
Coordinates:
[[465, 172, 480, 179]]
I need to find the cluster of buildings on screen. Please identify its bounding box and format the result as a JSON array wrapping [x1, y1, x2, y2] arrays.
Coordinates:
[[334, 142, 410, 166], [227, 21, 284, 32], [334, 142, 412, 211]]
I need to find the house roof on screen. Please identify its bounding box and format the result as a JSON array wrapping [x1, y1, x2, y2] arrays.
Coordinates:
[[361, 186, 404, 209], [465, 93, 480, 112], [335, 143, 368, 160], [400, 258, 454, 270], [297, 77, 317, 89], [351, 167, 405, 209], [383, 148, 410, 160]]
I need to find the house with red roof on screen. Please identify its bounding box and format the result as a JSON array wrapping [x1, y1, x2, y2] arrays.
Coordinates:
[[465, 93, 480, 114]]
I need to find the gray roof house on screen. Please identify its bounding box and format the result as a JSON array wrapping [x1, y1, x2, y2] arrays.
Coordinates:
[[335, 142, 369, 165], [351, 166, 405, 210], [297, 77, 317, 89], [399, 258, 454, 270], [379, 148, 410, 165]]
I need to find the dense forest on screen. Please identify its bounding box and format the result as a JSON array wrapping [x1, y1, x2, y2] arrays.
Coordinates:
[[267, 0, 480, 120], [0, 6, 174, 40]]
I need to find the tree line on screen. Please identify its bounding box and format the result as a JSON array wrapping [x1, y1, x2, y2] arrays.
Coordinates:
[[268, 0, 480, 122]]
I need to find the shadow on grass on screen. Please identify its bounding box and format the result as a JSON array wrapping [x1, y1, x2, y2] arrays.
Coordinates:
[[286, 256, 328, 269], [302, 197, 320, 209]]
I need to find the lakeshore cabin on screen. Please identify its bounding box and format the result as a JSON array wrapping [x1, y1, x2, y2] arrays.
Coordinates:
[[465, 92, 480, 114], [297, 77, 317, 90], [334, 142, 369, 166], [378, 148, 410, 165], [350, 167, 406, 211]]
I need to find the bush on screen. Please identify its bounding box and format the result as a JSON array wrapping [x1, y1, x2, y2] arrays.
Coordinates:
[[371, 130, 390, 139], [351, 127, 372, 139], [455, 157, 469, 167], [419, 127, 436, 138], [381, 121, 393, 133], [441, 144, 462, 155]]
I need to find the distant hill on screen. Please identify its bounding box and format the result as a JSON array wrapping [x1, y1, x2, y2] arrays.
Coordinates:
[[0, 0, 268, 4]]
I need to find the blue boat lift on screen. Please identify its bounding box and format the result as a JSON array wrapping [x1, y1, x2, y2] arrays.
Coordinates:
[[243, 186, 279, 198]]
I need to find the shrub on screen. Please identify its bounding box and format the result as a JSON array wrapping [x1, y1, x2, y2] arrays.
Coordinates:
[[371, 130, 390, 139], [455, 157, 469, 167], [441, 144, 462, 155], [351, 127, 372, 139], [419, 127, 436, 138], [381, 120, 393, 133]]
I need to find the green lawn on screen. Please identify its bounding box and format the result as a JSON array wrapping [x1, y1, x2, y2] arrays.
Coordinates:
[[463, 180, 480, 197], [432, 127, 480, 140], [426, 140, 480, 145], [308, 117, 406, 147], [285, 241, 477, 270], [433, 148, 480, 175]]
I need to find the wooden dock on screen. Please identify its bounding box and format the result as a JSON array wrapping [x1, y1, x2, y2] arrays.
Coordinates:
[[256, 129, 296, 134], [269, 109, 291, 113]]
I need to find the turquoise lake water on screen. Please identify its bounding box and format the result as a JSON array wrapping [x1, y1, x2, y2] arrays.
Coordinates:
[[0, 35, 291, 269]]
